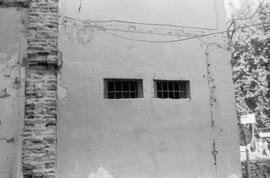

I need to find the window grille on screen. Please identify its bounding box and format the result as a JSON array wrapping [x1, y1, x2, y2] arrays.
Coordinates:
[[154, 80, 190, 99], [104, 79, 143, 99]]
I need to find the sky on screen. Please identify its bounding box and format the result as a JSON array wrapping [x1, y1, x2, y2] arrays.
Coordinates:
[[224, 0, 264, 19]]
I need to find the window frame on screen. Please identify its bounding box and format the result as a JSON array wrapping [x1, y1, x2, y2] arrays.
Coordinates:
[[104, 78, 143, 99], [153, 80, 190, 99]]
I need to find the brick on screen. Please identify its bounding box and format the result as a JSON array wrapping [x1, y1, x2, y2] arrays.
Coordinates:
[[22, 0, 59, 177], [0, 0, 29, 8], [242, 159, 270, 177]]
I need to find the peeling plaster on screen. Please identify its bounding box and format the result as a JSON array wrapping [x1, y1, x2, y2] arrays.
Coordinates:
[[13, 77, 20, 89], [77, 27, 95, 44], [88, 167, 113, 178], [6, 137, 15, 143], [228, 174, 239, 178], [0, 88, 11, 98], [57, 50, 63, 70], [0, 7, 27, 178], [58, 84, 68, 99], [0, 50, 22, 98], [0, 137, 15, 143], [0, 52, 8, 59]]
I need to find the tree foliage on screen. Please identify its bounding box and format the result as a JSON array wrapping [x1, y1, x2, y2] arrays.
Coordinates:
[[229, 1, 270, 127]]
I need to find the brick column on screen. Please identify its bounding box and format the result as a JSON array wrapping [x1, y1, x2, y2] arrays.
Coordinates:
[[22, 0, 59, 177]]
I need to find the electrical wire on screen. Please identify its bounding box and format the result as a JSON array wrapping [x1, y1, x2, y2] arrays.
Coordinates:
[[66, 0, 220, 30], [62, 22, 197, 37], [100, 28, 195, 37], [62, 16, 270, 43], [67, 0, 220, 30], [100, 22, 270, 43], [102, 30, 213, 43], [63, 16, 218, 31]]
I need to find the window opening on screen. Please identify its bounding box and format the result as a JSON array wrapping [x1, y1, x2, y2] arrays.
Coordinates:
[[154, 80, 190, 99], [104, 79, 143, 99]]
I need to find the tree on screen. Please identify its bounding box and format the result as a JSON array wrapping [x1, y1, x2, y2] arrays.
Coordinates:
[[229, 0, 270, 127]]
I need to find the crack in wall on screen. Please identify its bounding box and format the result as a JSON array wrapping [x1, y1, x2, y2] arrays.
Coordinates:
[[201, 39, 225, 172], [212, 140, 218, 166]]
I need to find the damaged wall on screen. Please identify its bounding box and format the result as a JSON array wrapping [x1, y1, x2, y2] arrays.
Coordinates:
[[0, 0, 242, 177], [22, 0, 59, 177], [242, 159, 270, 178], [0, 1, 59, 177], [0, 5, 27, 178], [0, 0, 29, 8], [57, 0, 241, 178]]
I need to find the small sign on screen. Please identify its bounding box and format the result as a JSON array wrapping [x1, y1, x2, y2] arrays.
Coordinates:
[[258, 128, 270, 138], [239, 127, 252, 146], [241, 114, 256, 124]]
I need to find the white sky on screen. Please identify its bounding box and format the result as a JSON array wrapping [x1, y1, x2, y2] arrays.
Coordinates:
[[224, 0, 264, 19]]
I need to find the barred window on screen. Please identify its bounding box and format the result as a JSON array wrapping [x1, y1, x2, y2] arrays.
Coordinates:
[[104, 79, 143, 99], [154, 80, 190, 99]]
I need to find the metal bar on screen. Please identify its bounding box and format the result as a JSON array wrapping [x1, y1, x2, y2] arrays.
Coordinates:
[[128, 82, 131, 98], [246, 148, 251, 178], [167, 83, 169, 98], [135, 82, 138, 97], [113, 82, 116, 99], [161, 83, 164, 98], [121, 81, 123, 98], [173, 83, 176, 98]]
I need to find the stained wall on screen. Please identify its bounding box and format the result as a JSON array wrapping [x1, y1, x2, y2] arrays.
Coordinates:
[[0, 6, 27, 178], [58, 0, 241, 177]]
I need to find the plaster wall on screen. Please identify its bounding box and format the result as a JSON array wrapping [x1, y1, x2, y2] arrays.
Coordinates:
[[0, 7, 26, 178], [58, 0, 241, 177], [60, 0, 218, 29]]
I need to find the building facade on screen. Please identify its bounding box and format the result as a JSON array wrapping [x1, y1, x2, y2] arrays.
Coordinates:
[[0, 0, 241, 177]]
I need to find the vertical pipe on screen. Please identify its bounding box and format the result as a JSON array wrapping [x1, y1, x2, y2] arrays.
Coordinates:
[[246, 148, 251, 178]]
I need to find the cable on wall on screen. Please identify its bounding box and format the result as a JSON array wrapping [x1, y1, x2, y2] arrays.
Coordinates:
[[100, 22, 270, 43], [63, 16, 218, 31]]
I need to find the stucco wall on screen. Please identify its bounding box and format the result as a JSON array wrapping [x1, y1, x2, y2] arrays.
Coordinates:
[[58, 0, 241, 178], [60, 0, 218, 29], [0, 7, 26, 178]]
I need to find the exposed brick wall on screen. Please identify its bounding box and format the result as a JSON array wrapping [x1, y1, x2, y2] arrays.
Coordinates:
[[0, 0, 29, 8], [242, 160, 270, 178], [27, 0, 58, 65], [22, 0, 59, 177]]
